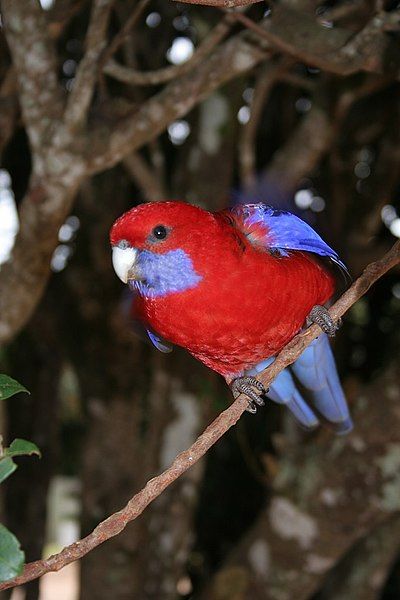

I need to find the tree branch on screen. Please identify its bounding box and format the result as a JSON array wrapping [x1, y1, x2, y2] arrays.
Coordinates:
[[239, 60, 293, 189], [1, 0, 64, 148], [1, 239, 399, 591], [0, 20, 266, 347], [228, 6, 400, 77], [63, 0, 114, 130], [175, 0, 261, 6], [86, 32, 267, 172], [202, 358, 400, 600], [123, 152, 166, 201], [263, 102, 334, 193], [103, 15, 234, 86], [98, 0, 151, 75]]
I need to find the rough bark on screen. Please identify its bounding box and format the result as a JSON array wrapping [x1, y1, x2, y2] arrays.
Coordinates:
[[315, 515, 400, 600], [201, 361, 400, 600], [2, 2, 400, 348], [0, 14, 267, 346]]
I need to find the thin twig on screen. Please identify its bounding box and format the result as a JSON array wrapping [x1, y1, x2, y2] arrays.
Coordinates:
[[279, 72, 317, 92], [99, 0, 150, 74], [104, 15, 234, 87], [123, 152, 166, 201], [174, 0, 260, 5], [1, 239, 400, 591], [64, 0, 114, 130], [226, 7, 400, 76], [239, 59, 293, 188]]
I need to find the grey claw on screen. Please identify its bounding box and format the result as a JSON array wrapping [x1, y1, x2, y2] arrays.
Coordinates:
[[230, 376, 266, 414], [307, 305, 339, 337]]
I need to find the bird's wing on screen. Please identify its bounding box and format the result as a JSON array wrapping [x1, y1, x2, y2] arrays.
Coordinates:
[[246, 358, 320, 430], [291, 334, 352, 434], [146, 328, 173, 353], [224, 203, 349, 279]]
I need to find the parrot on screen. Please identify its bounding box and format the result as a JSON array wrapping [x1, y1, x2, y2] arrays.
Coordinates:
[[110, 201, 353, 434]]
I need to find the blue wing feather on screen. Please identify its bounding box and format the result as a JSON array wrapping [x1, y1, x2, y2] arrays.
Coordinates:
[[228, 203, 349, 278], [146, 329, 173, 353], [120, 288, 173, 353]]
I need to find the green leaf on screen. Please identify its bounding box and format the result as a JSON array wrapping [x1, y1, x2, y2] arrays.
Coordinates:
[[0, 457, 17, 484], [0, 524, 24, 582], [5, 439, 41, 459], [0, 375, 29, 401]]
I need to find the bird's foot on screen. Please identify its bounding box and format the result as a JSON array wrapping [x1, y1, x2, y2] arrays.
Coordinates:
[[307, 305, 341, 337], [230, 376, 268, 414]]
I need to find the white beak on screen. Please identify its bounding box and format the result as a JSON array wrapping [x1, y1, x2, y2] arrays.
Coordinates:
[[112, 246, 138, 283]]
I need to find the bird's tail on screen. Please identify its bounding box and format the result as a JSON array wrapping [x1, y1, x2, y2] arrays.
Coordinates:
[[291, 334, 353, 434], [246, 335, 353, 434], [246, 357, 319, 430]]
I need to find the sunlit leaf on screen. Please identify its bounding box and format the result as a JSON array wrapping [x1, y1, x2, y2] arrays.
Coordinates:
[[0, 524, 24, 582], [5, 439, 41, 459], [0, 457, 17, 484], [0, 375, 29, 401]]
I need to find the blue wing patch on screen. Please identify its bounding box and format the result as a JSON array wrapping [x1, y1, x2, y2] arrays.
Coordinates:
[[119, 288, 173, 353], [228, 203, 349, 278], [146, 329, 173, 353]]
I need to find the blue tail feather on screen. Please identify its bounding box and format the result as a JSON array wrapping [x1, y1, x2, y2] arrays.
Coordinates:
[[268, 370, 320, 429], [246, 358, 319, 430], [291, 334, 352, 430], [246, 334, 352, 434]]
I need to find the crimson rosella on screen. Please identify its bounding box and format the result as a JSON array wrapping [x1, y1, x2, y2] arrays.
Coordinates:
[[110, 201, 353, 434]]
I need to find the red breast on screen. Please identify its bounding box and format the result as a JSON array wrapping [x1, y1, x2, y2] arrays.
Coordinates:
[[134, 215, 335, 376]]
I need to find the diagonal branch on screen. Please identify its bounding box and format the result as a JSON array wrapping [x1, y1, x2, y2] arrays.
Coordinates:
[[176, 0, 261, 8], [1, 239, 399, 591], [239, 59, 293, 188], [1, 0, 64, 148], [63, 0, 114, 130], [103, 14, 234, 86], [228, 6, 400, 76], [175, 0, 261, 5], [123, 152, 166, 201], [86, 32, 268, 172], [99, 0, 151, 74]]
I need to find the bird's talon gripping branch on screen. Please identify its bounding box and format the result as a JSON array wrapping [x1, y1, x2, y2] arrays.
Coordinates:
[[307, 304, 340, 337], [230, 376, 266, 413]]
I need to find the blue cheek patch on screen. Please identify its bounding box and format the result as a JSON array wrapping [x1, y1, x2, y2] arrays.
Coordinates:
[[129, 249, 203, 298]]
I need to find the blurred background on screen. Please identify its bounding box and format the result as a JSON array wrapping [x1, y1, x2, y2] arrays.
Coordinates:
[[1, 0, 400, 598]]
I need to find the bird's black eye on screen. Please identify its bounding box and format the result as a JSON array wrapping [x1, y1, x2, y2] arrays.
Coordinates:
[[117, 239, 130, 250], [152, 225, 168, 240]]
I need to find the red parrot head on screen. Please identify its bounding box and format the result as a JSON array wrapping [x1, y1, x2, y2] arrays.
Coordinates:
[[110, 201, 223, 297]]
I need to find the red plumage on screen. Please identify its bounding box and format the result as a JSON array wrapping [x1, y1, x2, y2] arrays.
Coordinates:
[[110, 202, 335, 379]]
